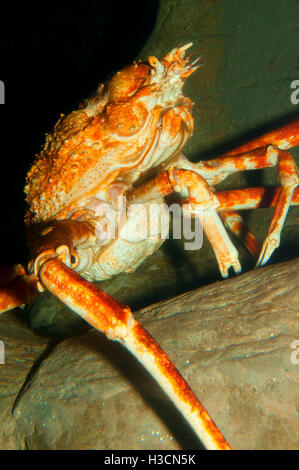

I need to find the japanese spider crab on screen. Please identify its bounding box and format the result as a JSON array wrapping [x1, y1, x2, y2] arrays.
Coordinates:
[[1, 43, 299, 450]]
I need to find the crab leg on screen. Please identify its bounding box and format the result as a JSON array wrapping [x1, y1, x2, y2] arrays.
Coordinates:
[[211, 146, 299, 264], [128, 148, 298, 268], [213, 148, 299, 263], [175, 146, 279, 186], [220, 211, 261, 257], [176, 119, 299, 264], [172, 121, 299, 187], [216, 185, 299, 259], [38, 257, 231, 450], [256, 150, 298, 265], [219, 121, 299, 264], [0, 220, 97, 313], [0, 266, 39, 312], [128, 168, 241, 277], [215, 186, 299, 211], [222, 119, 299, 155]]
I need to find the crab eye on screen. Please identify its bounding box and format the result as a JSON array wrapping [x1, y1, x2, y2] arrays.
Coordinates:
[[148, 56, 159, 67]]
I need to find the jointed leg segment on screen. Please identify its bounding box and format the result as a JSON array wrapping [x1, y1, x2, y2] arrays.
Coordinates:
[[128, 123, 299, 273], [0, 265, 39, 311], [128, 167, 242, 277], [220, 211, 261, 258], [256, 149, 299, 265]]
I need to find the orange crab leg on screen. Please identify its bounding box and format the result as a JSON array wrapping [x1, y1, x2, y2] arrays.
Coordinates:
[[0, 268, 39, 312], [216, 185, 299, 258], [179, 147, 298, 264], [223, 119, 299, 155], [128, 167, 241, 277], [38, 257, 231, 450], [199, 146, 298, 265], [176, 146, 279, 187], [220, 211, 261, 257], [256, 149, 298, 265], [128, 154, 298, 268], [215, 186, 299, 211]]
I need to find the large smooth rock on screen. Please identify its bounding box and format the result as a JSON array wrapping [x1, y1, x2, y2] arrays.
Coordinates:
[[10, 258, 299, 450]]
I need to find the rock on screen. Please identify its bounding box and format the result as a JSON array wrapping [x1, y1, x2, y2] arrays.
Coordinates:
[[0, 312, 50, 449], [9, 258, 299, 449]]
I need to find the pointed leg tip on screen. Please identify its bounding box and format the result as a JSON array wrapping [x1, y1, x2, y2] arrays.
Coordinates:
[[219, 259, 241, 278], [234, 261, 242, 274], [256, 238, 279, 267], [256, 249, 269, 267]]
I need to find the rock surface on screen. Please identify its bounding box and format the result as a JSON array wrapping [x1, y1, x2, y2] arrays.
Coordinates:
[[0, 312, 50, 449], [1, 258, 298, 449]]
